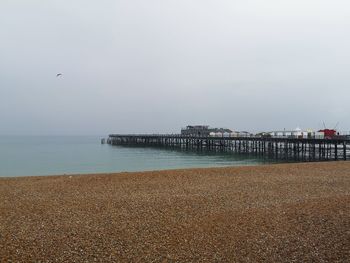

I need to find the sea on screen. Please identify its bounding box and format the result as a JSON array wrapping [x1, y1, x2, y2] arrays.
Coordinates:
[[0, 136, 273, 177]]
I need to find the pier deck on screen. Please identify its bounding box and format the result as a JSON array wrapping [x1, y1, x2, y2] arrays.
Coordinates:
[[108, 134, 350, 162]]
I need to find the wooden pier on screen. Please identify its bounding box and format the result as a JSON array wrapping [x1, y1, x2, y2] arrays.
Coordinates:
[[107, 134, 350, 162]]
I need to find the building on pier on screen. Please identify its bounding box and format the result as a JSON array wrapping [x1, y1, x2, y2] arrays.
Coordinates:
[[267, 128, 325, 139], [181, 125, 232, 137], [210, 131, 253, 137], [318, 129, 337, 139]]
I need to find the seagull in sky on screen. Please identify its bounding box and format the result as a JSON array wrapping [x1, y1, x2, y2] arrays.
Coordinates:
[[56, 73, 62, 77]]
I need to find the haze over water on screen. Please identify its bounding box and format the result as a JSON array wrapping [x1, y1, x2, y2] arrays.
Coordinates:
[[0, 136, 271, 177]]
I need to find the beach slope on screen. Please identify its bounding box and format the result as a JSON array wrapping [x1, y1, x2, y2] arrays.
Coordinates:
[[1, 162, 349, 262]]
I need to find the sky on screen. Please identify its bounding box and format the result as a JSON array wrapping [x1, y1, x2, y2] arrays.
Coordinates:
[[1, 0, 350, 135]]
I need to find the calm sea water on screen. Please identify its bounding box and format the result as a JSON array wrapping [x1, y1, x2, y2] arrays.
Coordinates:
[[0, 136, 273, 177]]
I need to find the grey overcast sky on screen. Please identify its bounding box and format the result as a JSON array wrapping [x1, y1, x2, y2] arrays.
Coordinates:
[[1, 0, 349, 135]]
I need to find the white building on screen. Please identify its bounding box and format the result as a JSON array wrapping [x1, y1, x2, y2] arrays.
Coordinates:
[[269, 127, 318, 138]]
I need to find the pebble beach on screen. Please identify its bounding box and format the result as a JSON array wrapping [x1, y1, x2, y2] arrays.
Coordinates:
[[1, 162, 349, 262]]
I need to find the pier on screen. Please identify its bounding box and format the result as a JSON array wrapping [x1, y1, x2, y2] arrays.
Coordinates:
[[107, 134, 350, 162]]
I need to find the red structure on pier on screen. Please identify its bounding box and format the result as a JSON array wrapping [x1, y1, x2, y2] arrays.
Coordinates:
[[318, 129, 337, 139]]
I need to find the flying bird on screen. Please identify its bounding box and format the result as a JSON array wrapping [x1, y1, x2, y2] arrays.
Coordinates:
[[56, 73, 62, 77]]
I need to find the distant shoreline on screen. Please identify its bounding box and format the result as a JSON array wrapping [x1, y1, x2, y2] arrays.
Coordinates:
[[0, 162, 277, 179], [0, 160, 342, 179], [1, 161, 349, 261]]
